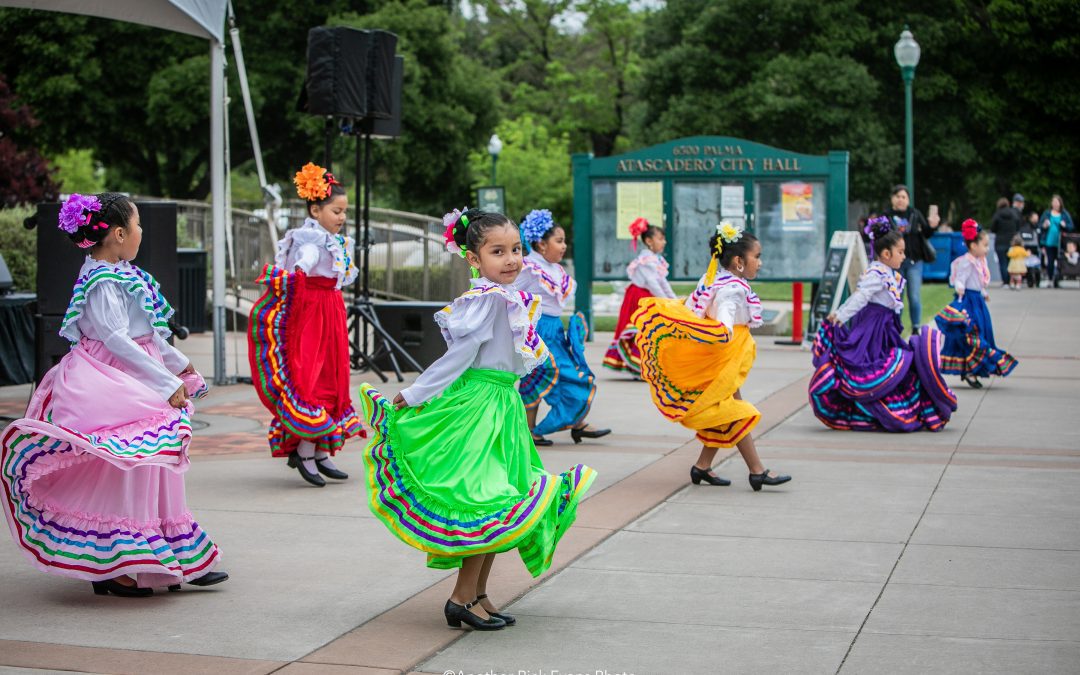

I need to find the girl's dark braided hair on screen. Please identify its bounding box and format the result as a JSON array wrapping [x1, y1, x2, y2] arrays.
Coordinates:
[[68, 192, 135, 249], [452, 208, 515, 254]]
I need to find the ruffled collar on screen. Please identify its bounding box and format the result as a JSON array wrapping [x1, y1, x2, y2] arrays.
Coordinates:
[[685, 270, 762, 325], [274, 218, 358, 289], [963, 252, 992, 286], [435, 278, 547, 373], [627, 249, 669, 277], [59, 256, 174, 344], [522, 251, 573, 304]]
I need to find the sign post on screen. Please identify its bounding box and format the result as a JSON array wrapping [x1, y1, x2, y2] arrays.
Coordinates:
[[805, 230, 867, 344]]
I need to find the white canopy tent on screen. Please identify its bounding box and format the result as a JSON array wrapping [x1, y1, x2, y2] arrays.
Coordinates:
[[1, 0, 232, 383]]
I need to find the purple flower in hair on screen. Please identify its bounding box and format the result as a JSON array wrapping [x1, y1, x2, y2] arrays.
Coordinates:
[[863, 215, 893, 241], [58, 193, 101, 234]]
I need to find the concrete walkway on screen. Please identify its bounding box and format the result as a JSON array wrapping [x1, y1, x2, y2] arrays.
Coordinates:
[[0, 285, 1078, 674]]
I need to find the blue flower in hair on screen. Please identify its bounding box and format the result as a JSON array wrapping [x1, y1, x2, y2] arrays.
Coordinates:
[[520, 209, 555, 250]]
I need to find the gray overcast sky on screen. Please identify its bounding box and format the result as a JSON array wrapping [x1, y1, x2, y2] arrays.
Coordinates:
[[460, 0, 664, 33]]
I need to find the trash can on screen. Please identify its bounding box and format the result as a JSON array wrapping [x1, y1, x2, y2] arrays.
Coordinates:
[[176, 248, 208, 333], [924, 232, 965, 281]]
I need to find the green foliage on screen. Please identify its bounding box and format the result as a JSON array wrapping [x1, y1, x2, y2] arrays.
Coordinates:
[[0, 206, 36, 291], [332, 1, 500, 215], [468, 115, 571, 231], [51, 149, 106, 194]]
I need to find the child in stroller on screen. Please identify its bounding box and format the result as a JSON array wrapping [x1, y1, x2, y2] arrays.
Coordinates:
[[1019, 211, 1042, 287], [1057, 234, 1080, 284]]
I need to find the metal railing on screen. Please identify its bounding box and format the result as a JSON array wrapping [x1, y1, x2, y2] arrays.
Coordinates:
[[175, 199, 467, 302]]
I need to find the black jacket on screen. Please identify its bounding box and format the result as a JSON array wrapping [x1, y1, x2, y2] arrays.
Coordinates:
[[883, 206, 934, 262], [990, 206, 1022, 246]]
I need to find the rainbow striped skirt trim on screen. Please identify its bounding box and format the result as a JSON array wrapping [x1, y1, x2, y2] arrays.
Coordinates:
[[359, 369, 596, 576], [631, 298, 760, 448], [935, 295, 1018, 379]]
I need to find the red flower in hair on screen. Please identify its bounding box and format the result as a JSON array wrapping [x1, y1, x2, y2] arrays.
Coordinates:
[[628, 217, 650, 251], [961, 218, 980, 242]]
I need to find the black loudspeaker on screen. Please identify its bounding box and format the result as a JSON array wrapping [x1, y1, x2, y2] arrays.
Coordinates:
[[372, 301, 446, 372], [301, 27, 398, 121], [33, 201, 179, 383], [363, 55, 404, 139]]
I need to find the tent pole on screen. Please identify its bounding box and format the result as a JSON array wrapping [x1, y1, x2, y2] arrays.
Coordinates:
[[211, 38, 227, 385]]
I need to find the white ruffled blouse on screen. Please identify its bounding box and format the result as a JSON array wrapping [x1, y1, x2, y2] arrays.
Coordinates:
[[950, 253, 991, 296], [275, 218, 359, 289], [685, 270, 764, 328], [398, 278, 546, 406], [69, 257, 188, 401], [833, 261, 905, 324], [627, 250, 676, 299], [514, 251, 575, 317]]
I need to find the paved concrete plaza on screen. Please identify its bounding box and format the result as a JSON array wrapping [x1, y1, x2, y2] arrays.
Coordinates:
[[0, 286, 1078, 674]]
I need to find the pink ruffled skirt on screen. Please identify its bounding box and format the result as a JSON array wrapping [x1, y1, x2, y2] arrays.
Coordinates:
[[1, 336, 221, 587]]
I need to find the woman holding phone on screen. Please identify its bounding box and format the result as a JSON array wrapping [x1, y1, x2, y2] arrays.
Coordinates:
[[883, 185, 940, 333]]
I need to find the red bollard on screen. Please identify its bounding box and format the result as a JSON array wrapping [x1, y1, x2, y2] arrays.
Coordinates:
[[790, 282, 803, 342]]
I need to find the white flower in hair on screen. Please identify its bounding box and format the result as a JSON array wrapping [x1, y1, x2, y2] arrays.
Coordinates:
[[717, 221, 743, 244]]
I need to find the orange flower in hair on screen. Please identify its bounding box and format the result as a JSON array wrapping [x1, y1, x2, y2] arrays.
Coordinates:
[[294, 162, 331, 201]]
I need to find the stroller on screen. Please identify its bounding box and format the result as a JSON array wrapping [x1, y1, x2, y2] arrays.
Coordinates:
[[1057, 232, 1080, 285]]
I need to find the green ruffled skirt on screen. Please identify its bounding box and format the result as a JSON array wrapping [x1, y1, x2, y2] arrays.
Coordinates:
[[358, 368, 596, 576]]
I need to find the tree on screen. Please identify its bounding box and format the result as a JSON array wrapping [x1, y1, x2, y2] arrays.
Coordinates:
[[332, 0, 500, 215], [468, 114, 572, 230], [0, 74, 58, 207]]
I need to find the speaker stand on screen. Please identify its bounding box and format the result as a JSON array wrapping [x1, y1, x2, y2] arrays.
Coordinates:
[[346, 130, 425, 382]]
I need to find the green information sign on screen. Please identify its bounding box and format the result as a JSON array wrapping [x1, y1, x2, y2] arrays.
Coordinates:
[[572, 136, 849, 330]]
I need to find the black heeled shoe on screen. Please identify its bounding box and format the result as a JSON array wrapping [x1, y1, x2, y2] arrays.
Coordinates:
[[444, 598, 506, 631], [92, 579, 153, 597], [570, 426, 611, 444], [690, 465, 731, 486], [168, 570, 230, 592], [475, 593, 515, 626], [962, 374, 983, 389], [287, 452, 326, 487], [315, 458, 349, 480], [749, 469, 791, 492], [532, 435, 554, 447]]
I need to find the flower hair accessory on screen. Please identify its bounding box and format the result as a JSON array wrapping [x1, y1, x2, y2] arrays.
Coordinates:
[[442, 207, 469, 258], [863, 215, 893, 242], [961, 218, 980, 242], [705, 221, 744, 285], [628, 217, 650, 251], [520, 209, 554, 250], [294, 162, 335, 201], [59, 193, 104, 248]]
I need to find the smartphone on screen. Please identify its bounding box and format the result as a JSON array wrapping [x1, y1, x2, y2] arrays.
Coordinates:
[[928, 204, 939, 219]]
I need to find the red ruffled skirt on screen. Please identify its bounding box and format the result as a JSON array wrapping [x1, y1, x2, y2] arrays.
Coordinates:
[[248, 267, 365, 458], [603, 284, 653, 374]]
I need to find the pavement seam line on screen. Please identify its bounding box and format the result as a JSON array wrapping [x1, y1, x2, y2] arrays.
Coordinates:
[[834, 372, 990, 673]]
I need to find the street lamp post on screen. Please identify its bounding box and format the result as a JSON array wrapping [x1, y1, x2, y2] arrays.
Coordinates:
[[488, 133, 503, 185], [895, 26, 921, 201]]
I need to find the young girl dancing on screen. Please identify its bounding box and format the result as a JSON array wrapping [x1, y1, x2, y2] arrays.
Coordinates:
[[248, 162, 364, 487], [631, 223, 790, 490], [935, 219, 1019, 388], [357, 208, 596, 631], [515, 209, 610, 446], [1, 193, 227, 596], [810, 217, 957, 432], [603, 218, 676, 375]]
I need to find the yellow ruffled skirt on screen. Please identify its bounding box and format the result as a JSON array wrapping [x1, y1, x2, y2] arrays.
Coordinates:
[[631, 298, 760, 447]]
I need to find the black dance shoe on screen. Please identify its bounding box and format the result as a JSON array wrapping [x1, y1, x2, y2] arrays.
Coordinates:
[[690, 465, 731, 486], [288, 452, 326, 487], [749, 470, 792, 492], [475, 594, 516, 626], [168, 570, 230, 592], [961, 374, 983, 389], [532, 435, 554, 447], [570, 426, 611, 444], [444, 599, 506, 630], [315, 458, 349, 480], [92, 579, 153, 597]]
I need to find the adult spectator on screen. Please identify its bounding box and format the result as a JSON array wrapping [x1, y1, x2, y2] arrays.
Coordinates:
[[883, 184, 940, 332], [1040, 194, 1075, 287], [990, 194, 1023, 285]]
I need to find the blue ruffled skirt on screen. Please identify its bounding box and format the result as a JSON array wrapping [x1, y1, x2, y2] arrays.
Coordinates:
[[519, 313, 596, 436]]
